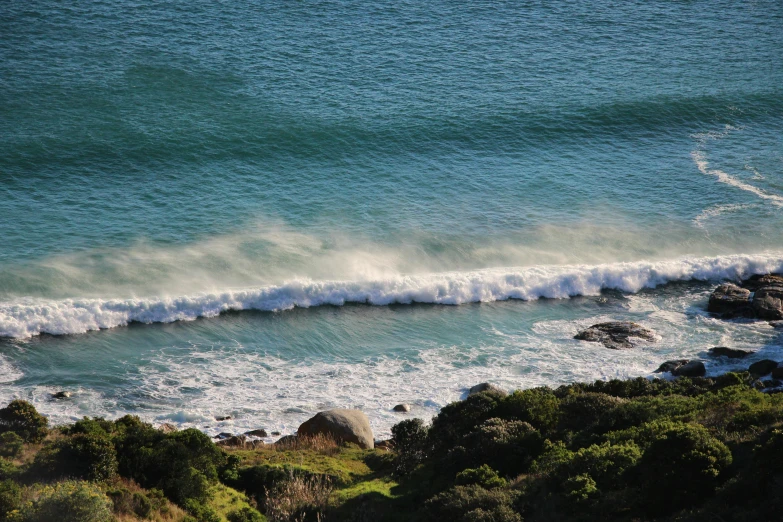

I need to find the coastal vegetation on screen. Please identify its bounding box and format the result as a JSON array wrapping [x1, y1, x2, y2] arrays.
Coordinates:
[[1, 370, 783, 521]]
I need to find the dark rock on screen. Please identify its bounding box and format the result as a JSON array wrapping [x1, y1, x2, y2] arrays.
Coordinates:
[[271, 431, 281, 436], [574, 321, 657, 350], [771, 321, 783, 329], [708, 347, 753, 359], [655, 360, 689, 373], [393, 404, 411, 413], [672, 360, 706, 378], [749, 359, 779, 377], [771, 367, 783, 380], [708, 284, 752, 316], [158, 423, 178, 433], [244, 429, 268, 437], [298, 409, 374, 449], [215, 415, 232, 421], [214, 432, 233, 439], [752, 286, 783, 320], [217, 435, 247, 448], [741, 273, 783, 291], [275, 435, 298, 446], [468, 383, 508, 397], [52, 391, 71, 399], [375, 439, 395, 450]]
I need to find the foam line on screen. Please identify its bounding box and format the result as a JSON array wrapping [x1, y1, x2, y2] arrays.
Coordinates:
[[1, 253, 782, 338]]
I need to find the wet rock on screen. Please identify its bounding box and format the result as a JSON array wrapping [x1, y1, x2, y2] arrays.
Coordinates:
[[298, 409, 374, 449], [393, 404, 411, 413], [244, 429, 268, 437], [708, 284, 752, 316], [771, 367, 783, 380], [217, 435, 247, 448], [158, 423, 178, 433], [752, 286, 783, 320], [708, 347, 753, 359], [672, 360, 706, 378], [771, 321, 783, 329], [215, 415, 232, 421], [52, 391, 71, 399], [271, 431, 281, 436], [468, 383, 508, 397], [574, 321, 656, 350], [749, 359, 779, 377], [741, 274, 783, 291], [654, 360, 689, 373], [214, 432, 233, 439]]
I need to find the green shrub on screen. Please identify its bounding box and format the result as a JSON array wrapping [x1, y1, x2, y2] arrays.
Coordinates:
[[451, 418, 544, 476], [557, 393, 625, 433], [183, 499, 220, 522], [429, 392, 505, 453], [0, 433, 23, 459], [391, 418, 429, 474], [17, 480, 113, 522], [424, 485, 521, 522], [0, 479, 22, 518], [0, 459, 19, 481], [498, 388, 560, 433], [0, 401, 48, 443], [107, 487, 159, 518], [227, 506, 265, 522], [637, 422, 732, 513], [564, 473, 598, 503], [455, 465, 507, 489], [32, 433, 117, 482], [64, 417, 114, 438]]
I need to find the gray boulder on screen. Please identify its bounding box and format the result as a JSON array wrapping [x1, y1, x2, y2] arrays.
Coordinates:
[[468, 383, 508, 397], [672, 360, 706, 377], [707, 284, 752, 317], [574, 321, 656, 350], [749, 359, 779, 377], [217, 435, 247, 448], [298, 409, 374, 449], [752, 287, 783, 320], [244, 429, 268, 437], [708, 347, 753, 359], [393, 404, 411, 413]]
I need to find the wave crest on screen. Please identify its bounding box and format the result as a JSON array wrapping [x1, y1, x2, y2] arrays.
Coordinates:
[[2, 253, 782, 339]]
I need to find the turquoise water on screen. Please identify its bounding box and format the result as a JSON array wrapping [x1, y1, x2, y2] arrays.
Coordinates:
[[1, 1, 782, 438]]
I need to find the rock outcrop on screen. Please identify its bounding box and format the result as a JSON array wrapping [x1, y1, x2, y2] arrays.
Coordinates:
[[752, 287, 783, 320], [244, 429, 268, 437], [574, 322, 656, 350], [468, 383, 508, 397], [707, 284, 752, 317], [393, 404, 411, 412], [655, 360, 689, 373], [708, 274, 783, 320], [298, 409, 374, 449], [749, 359, 779, 377], [655, 360, 705, 377]]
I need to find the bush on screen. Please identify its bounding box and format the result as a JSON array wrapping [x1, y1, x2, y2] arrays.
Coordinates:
[[455, 465, 507, 489], [424, 485, 521, 522], [429, 393, 505, 453], [0, 479, 21, 518], [0, 459, 19, 481], [226, 465, 291, 508], [0, 433, 23, 459], [183, 499, 221, 522], [637, 422, 732, 513], [391, 418, 429, 474], [227, 506, 265, 522], [107, 487, 161, 518], [64, 417, 114, 438], [557, 393, 626, 433], [264, 470, 333, 522], [17, 480, 113, 522], [0, 401, 48, 443], [455, 418, 544, 476], [498, 389, 560, 433], [32, 433, 117, 482]]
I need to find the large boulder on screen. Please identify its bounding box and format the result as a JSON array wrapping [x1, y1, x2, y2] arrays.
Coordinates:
[[655, 360, 689, 373], [672, 360, 706, 378], [741, 274, 783, 291], [752, 286, 783, 320], [749, 359, 779, 377], [708, 347, 753, 359], [707, 284, 752, 316], [468, 383, 508, 397], [298, 409, 374, 449], [574, 321, 656, 350]]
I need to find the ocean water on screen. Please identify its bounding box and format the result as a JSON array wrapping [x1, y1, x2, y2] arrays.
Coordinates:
[[1, 1, 782, 439]]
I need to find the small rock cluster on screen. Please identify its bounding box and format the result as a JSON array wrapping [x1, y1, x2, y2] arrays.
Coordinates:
[[708, 273, 783, 320]]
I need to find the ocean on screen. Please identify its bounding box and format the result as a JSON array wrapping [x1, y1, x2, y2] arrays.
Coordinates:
[[1, 1, 782, 440]]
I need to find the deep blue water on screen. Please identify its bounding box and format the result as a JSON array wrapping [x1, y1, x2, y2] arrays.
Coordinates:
[[1, 1, 782, 438]]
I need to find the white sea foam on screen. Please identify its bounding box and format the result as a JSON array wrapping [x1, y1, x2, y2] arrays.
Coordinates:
[[1, 253, 782, 339]]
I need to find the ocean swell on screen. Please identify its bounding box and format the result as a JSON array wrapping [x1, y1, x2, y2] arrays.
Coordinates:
[[2, 253, 782, 339]]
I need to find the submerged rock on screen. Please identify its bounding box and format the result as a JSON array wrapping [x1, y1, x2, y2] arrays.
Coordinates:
[[468, 383, 508, 397], [574, 321, 656, 350], [708, 284, 752, 317], [52, 391, 71, 399], [244, 429, 268, 437], [749, 359, 779, 377], [215, 415, 232, 421], [393, 404, 411, 413], [708, 347, 753, 359], [298, 409, 374, 449]]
